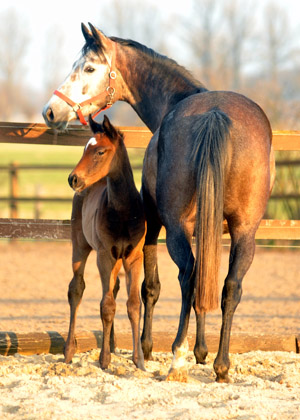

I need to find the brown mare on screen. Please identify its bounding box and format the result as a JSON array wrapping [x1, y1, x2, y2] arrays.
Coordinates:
[[43, 24, 275, 382], [66, 115, 146, 370]]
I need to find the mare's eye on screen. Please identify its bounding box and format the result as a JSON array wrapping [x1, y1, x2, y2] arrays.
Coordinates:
[[97, 150, 105, 156], [85, 66, 95, 73]]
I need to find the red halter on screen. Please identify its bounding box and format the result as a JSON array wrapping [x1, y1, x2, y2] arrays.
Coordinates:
[[53, 43, 117, 126]]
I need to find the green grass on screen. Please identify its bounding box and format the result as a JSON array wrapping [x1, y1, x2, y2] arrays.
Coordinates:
[[1, 144, 299, 221], [0, 144, 145, 219]]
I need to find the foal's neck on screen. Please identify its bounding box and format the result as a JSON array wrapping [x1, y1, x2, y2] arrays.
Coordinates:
[[106, 142, 138, 212], [115, 40, 207, 133]]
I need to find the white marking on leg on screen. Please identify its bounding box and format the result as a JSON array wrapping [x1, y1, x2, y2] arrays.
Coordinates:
[[170, 338, 189, 370]]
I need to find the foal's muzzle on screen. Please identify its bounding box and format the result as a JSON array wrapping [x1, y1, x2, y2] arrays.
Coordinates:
[[68, 173, 84, 192]]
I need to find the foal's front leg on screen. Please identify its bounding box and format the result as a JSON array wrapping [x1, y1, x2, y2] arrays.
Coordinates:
[[97, 251, 121, 369], [65, 196, 91, 363]]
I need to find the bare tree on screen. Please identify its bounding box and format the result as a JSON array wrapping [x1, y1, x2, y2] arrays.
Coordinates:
[[97, 0, 169, 53], [93, 0, 173, 125], [221, 0, 255, 90], [186, 0, 220, 87], [0, 8, 29, 120], [42, 25, 67, 100]]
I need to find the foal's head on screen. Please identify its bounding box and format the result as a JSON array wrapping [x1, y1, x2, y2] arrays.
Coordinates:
[[68, 115, 122, 192]]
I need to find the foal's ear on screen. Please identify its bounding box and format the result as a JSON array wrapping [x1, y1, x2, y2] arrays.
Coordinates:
[[88, 114, 103, 134], [103, 115, 119, 141]]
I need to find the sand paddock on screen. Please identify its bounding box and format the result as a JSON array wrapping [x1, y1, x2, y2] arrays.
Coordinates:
[[0, 242, 299, 419]]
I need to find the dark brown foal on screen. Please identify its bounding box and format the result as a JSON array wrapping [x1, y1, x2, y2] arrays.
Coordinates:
[[64, 115, 146, 370]]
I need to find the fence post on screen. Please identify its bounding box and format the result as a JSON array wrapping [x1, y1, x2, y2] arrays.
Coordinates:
[[9, 162, 19, 218]]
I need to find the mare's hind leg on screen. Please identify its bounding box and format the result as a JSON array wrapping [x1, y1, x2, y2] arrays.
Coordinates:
[[124, 249, 145, 370], [193, 307, 208, 364], [214, 227, 256, 383], [65, 195, 91, 363], [141, 188, 162, 360], [164, 225, 195, 382]]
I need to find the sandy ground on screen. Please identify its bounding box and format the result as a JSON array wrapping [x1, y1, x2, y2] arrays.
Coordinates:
[[0, 242, 300, 419]]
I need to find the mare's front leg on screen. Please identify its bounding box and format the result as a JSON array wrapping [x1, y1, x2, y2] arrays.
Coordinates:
[[141, 187, 162, 360], [97, 250, 122, 369], [164, 225, 195, 382], [214, 228, 256, 383], [65, 194, 91, 363], [124, 247, 145, 370]]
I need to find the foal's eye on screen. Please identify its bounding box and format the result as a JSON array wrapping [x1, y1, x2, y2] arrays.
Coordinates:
[[97, 150, 105, 156], [85, 66, 95, 73]]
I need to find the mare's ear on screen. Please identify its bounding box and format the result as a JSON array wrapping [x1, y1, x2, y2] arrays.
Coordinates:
[[103, 115, 119, 141], [88, 114, 103, 134], [88, 23, 111, 51], [81, 23, 94, 44]]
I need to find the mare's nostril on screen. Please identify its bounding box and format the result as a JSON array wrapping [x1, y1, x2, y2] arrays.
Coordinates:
[[46, 107, 55, 122]]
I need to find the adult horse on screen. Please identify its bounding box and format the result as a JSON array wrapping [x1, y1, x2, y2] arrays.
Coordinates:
[[43, 24, 275, 382]]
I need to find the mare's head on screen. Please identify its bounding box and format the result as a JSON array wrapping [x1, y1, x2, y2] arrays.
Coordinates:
[[43, 23, 117, 130], [68, 115, 122, 192]]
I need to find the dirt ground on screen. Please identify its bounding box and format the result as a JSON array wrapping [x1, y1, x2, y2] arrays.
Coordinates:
[[0, 242, 300, 420], [0, 242, 299, 337]]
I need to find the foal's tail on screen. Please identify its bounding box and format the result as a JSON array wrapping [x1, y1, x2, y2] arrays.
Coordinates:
[[192, 107, 231, 312]]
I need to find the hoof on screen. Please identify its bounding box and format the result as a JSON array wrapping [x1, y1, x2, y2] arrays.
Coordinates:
[[216, 375, 232, 384], [194, 345, 208, 365], [133, 355, 146, 371], [100, 350, 111, 370], [166, 368, 188, 383], [64, 339, 77, 364], [214, 363, 231, 383], [141, 339, 153, 361]]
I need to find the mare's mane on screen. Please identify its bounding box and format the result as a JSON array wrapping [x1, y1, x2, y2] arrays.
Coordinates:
[[82, 33, 207, 92]]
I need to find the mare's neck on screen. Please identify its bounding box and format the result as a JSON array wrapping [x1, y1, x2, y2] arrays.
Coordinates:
[[114, 40, 207, 133]]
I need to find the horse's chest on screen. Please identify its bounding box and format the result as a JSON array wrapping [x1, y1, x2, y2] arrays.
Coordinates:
[[98, 211, 142, 258], [82, 200, 144, 258]]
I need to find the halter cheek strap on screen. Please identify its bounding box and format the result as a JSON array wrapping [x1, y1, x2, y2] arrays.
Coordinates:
[[54, 42, 117, 126]]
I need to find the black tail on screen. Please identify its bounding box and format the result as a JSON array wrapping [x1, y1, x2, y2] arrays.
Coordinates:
[[191, 107, 231, 312]]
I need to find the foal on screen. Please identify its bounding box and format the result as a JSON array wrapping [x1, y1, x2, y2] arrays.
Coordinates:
[[65, 115, 146, 370]]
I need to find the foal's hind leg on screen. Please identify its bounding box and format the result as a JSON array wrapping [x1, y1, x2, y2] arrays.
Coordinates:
[[213, 228, 256, 383], [98, 252, 121, 369], [141, 188, 162, 360], [124, 250, 145, 370], [65, 196, 91, 363]]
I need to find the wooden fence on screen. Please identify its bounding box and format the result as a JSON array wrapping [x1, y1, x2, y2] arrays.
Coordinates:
[[0, 121, 300, 241], [0, 160, 299, 219]]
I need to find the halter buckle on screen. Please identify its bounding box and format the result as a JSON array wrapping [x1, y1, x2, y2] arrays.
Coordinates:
[[72, 103, 82, 113]]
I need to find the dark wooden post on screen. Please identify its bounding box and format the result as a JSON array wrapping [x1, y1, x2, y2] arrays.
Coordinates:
[[9, 162, 19, 218]]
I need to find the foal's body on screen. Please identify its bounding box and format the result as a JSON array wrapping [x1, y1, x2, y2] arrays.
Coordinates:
[[43, 25, 275, 382], [65, 115, 145, 369]]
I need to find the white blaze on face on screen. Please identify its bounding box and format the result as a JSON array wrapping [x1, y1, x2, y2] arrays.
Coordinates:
[[84, 137, 97, 151]]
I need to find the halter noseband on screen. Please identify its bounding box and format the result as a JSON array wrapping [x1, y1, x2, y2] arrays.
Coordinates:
[[53, 42, 117, 126]]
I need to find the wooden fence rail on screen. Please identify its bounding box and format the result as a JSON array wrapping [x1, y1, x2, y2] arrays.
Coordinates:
[[0, 160, 299, 219], [0, 122, 300, 241]]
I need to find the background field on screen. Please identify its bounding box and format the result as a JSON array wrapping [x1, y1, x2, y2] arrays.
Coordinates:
[[0, 143, 145, 220]]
